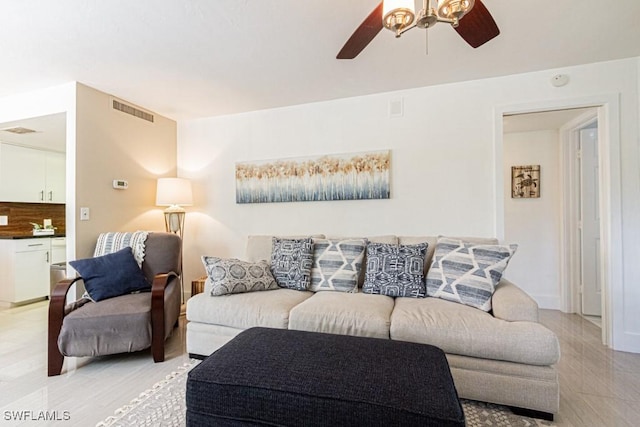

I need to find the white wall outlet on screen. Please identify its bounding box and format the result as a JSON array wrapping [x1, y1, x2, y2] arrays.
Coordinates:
[[0, 215, 7, 226], [80, 207, 90, 221]]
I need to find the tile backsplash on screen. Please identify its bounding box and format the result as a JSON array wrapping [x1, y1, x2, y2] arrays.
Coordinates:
[[0, 202, 65, 235]]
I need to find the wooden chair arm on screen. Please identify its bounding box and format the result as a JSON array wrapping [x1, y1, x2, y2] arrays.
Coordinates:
[[151, 272, 179, 363], [48, 277, 83, 376]]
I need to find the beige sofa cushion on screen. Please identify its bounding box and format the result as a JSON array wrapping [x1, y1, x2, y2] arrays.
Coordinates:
[[390, 297, 559, 366], [289, 291, 394, 339], [326, 235, 399, 245], [187, 288, 312, 330], [245, 234, 325, 262]]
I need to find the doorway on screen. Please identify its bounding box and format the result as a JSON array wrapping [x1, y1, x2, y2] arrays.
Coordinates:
[[502, 107, 605, 331], [496, 94, 625, 350], [0, 113, 68, 306]]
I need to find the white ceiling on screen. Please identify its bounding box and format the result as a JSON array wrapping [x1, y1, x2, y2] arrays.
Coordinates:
[[0, 113, 66, 152], [1, 1, 639, 121]]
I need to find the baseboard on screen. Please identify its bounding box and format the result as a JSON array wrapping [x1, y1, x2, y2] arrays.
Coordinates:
[[613, 331, 640, 354], [530, 294, 561, 310]]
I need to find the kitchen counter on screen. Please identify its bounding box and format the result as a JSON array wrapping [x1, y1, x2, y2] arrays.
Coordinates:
[[0, 233, 66, 240]]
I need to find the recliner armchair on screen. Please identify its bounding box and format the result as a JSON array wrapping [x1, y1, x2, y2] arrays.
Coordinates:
[[48, 232, 182, 376]]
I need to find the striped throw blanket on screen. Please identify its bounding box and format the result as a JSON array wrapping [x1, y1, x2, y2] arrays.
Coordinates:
[[93, 231, 150, 267]]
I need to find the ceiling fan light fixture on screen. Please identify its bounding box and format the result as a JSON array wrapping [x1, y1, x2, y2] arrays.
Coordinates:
[[382, 0, 416, 36], [437, 0, 475, 24], [336, 0, 499, 59]]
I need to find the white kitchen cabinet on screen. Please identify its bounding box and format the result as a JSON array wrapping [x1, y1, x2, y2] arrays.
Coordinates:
[[0, 143, 46, 202], [0, 238, 51, 305], [44, 151, 66, 203], [51, 237, 66, 264], [0, 143, 65, 203]]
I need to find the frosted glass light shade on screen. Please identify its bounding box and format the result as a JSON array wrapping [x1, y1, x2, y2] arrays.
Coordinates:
[[383, 0, 415, 17], [156, 178, 193, 208], [382, 0, 415, 32]]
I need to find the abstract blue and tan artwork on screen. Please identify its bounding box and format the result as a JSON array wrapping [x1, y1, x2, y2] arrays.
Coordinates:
[[235, 150, 390, 204]]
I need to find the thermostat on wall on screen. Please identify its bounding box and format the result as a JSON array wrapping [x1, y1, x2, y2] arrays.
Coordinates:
[[113, 179, 128, 189]]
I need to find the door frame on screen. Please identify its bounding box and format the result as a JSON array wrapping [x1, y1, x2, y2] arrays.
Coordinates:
[[559, 112, 598, 321], [494, 94, 622, 348]]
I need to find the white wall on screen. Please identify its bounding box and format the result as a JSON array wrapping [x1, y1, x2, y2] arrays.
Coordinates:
[[0, 83, 76, 124], [75, 84, 177, 259], [503, 130, 561, 309], [0, 83, 178, 263], [178, 57, 640, 353]]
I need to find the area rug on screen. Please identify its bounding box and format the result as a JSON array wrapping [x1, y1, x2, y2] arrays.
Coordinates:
[[97, 360, 554, 427]]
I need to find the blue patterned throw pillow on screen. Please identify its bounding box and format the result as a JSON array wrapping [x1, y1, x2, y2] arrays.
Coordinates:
[[363, 243, 428, 298], [70, 247, 150, 302], [270, 237, 314, 291], [202, 256, 279, 296], [310, 238, 367, 293], [426, 238, 517, 312]]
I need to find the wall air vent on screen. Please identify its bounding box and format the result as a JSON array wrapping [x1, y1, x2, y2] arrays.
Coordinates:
[[112, 99, 154, 123], [1, 126, 37, 134]]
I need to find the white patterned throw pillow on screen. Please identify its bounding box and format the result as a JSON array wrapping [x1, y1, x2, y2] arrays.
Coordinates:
[[426, 238, 517, 312], [310, 238, 367, 293], [202, 256, 279, 296]]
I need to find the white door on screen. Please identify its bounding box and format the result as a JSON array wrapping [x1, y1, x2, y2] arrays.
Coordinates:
[[580, 127, 601, 316]]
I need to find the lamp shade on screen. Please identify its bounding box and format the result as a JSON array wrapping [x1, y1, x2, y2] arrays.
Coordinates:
[[156, 178, 193, 207]]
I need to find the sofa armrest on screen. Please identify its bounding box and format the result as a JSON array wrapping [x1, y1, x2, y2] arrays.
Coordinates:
[[492, 279, 539, 322]]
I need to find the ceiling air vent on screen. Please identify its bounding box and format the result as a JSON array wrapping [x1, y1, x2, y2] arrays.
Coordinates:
[[1, 126, 37, 134], [112, 99, 154, 123]]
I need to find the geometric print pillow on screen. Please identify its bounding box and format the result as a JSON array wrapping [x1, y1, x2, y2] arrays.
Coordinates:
[[362, 242, 428, 298], [270, 237, 314, 291], [425, 238, 517, 312], [310, 238, 367, 293], [201, 256, 279, 296]]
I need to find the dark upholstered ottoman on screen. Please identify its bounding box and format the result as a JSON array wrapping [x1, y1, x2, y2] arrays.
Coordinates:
[[186, 327, 464, 426], [186, 328, 465, 427]]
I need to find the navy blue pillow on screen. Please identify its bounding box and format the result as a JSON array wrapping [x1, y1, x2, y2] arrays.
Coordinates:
[[70, 247, 150, 302]]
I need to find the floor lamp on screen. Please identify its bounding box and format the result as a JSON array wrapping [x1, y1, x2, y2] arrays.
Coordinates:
[[156, 177, 193, 305]]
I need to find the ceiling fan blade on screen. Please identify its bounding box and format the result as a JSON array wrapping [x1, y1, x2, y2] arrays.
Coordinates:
[[337, 2, 384, 59], [454, 0, 500, 48]]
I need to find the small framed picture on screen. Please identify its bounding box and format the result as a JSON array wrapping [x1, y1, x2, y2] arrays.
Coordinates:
[[511, 165, 540, 198]]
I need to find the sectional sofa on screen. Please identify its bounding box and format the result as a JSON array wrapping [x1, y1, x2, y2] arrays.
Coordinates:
[[186, 235, 560, 417]]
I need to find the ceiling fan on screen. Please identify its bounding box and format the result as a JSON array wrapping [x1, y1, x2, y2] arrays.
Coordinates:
[[337, 0, 500, 59]]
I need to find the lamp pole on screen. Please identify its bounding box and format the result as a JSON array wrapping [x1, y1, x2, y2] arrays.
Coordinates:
[[156, 178, 193, 307]]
